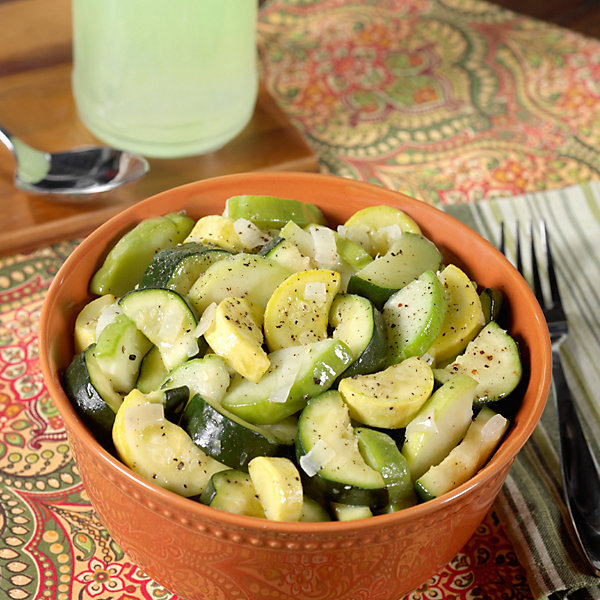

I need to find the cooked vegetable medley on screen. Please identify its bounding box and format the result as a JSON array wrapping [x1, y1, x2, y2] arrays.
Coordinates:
[[64, 195, 522, 522]]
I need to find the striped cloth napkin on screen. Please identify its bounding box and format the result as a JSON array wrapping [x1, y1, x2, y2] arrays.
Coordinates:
[[445, 182, 600, 600]]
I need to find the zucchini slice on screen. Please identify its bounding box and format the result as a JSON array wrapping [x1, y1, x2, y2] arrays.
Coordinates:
[[415, 406, 509, 500], [224, 194, 327, 229], [200, 469, 266, 518], [179, 393, 292, 471], [441, 321, 522, 404], [346, 233, 443, 309], [383, 270, 447, 364], [259, 237, 312, 273], [119, 288, 199, 372], [355, 427, 417, 511], [330, 293, 388, 379], [74, 294, 116, 354], [263, 269, 341, 351], [187, 253, 292, 314], [139, 242, 230, 296], [184, 214, 247, 252], [402, 374, 476, 480], [342, 205, 422, 257], [331, 503, 373, 521], [94, 313, 152, 394], [296, 391, 388, 508], [479, 288, 505, 324], [112, 389, 226, 496], [136, 346, 168, 394], [203, 297, 269, 383], [90, 212, 194, 297], [248, 456, 304, 522], [338, 356, 433, 429], [426, 264, 485, 366], [221, 338, 353, 425], [161, 354, 230, 404], [62, 345, 122, 445]]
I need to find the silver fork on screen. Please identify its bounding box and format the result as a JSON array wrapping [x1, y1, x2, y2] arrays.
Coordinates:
[[500, 221, 600, 576]]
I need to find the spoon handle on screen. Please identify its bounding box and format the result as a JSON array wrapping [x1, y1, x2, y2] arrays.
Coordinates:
[[0, 123, 17, 154]]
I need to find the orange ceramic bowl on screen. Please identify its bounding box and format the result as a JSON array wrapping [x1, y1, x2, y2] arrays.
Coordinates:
[[40, 172, 551, 600]]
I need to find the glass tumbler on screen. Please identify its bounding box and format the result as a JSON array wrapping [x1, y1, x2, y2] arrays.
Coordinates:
[[72, 0, 258, 158]]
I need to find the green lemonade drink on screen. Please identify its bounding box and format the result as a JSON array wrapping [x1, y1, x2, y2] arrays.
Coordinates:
[[72, 0, 258, 158]]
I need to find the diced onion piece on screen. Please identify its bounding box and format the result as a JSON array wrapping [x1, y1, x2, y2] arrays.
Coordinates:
[[299, 438, 336, 477], [158, 310, 185, 343], [480, 413, 508, 444], [408, 414, 439, 434], [340, 225, 370, 251], [234, 218, 271, 249], [310, 225, 338, 268], [95, 302, 122, 338], [268, 351, 303, 404], [303, 281, 327, 303], [380, 224, 404, 242], [124, 402, 164, 432], [194, 302, 217, 337], [421, 352, 435, 366]]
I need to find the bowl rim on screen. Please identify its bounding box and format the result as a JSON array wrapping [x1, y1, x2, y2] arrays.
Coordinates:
[[39, 171, 552, 534]]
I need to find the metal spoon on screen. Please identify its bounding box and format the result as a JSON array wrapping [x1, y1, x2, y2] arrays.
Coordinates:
[[0, 124, 149, 196]]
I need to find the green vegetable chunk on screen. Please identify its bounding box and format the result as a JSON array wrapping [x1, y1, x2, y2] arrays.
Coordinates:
[[90, 212, 194, 297]]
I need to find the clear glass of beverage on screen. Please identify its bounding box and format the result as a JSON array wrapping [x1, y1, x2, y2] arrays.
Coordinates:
[[71, 0, 258, 158]]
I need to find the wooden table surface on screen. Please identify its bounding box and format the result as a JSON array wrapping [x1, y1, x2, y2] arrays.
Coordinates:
[[0, 0, 318, 256]]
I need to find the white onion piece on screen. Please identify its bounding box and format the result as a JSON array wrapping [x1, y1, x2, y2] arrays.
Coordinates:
[[303, 281, 327, 303], [299, 438, 336, 477], [421, 352, 435, 366], [158, 310, 185, 343], [407, 414, 439, 434], [379, 224, 404, 242], [194, 302, 217, 337], [95, 302, 122, 338], [480, 413, 508, 444], [310, 225, 338, 268], [124, 403, 164, 432], [234, 218, 271, 249], [268, 359, 302, 404], [340, 225, 370, 251]]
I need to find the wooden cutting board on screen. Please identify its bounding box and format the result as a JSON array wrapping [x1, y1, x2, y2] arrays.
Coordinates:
[[0, 0, 318, 256]]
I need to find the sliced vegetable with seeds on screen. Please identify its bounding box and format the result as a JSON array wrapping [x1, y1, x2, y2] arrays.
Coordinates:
[[440, 321, 523, 405], [119, 288, 199, 372], [329, 293, 388, 380], [342, 205, 422, 257], [338, 357, 433, 429], [415, 406, 509, 500], [203, 296, 270, 383], [426, 264, 486, 366], [74, 294, 116, 354], [187, 253, 292, 314], [347, 233, 443, 309], [248, 456, 304, 521], [264, 269, 341, 351], [90, 212, 194, 297], [112, 389, 227, 497], [383, 270, 447, 365], [402, 374, 476, 481], [296, 391, 388, 508]]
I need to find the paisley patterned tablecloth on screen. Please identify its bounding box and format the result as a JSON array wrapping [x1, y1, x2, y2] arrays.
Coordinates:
[[2, 0, 600, 599]]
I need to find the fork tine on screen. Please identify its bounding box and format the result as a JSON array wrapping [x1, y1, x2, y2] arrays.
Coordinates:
[[499, 221, 505, 255], [542, 220, 563, 310], [529, 222, 544, 305], [515, 221, 525, 276]]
